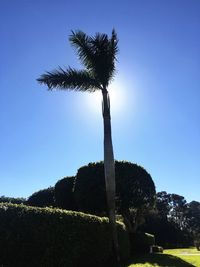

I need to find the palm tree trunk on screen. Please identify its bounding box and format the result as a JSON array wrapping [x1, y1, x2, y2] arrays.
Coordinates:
[[102, 88, 120, 262]]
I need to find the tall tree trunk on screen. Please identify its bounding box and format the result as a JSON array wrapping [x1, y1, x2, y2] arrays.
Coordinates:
[[102, 88, 120, 262]]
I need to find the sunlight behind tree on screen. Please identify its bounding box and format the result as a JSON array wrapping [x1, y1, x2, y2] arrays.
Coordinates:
[[85, 79, 127, 115]]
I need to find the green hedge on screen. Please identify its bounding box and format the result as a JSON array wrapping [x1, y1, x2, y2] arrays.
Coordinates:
[[0, 203, 130, 267], [54, 176, 76, 210], [130, 232, 155, 254]]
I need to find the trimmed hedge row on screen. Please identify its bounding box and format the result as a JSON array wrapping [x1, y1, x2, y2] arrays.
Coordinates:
[[0, 203, 130, 267]]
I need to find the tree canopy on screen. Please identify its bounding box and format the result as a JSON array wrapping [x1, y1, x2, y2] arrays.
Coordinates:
[[54, 176, 75, 210], [26, 187, 55, 207], [74, 161, 156, 232]]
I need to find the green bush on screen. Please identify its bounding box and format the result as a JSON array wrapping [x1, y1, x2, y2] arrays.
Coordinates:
[[26, 187, 55, 207], [0, 203, 130, 267], [54, 176, 76, 210], [130, 232, 155, 254], [74, 161, 155, 220]]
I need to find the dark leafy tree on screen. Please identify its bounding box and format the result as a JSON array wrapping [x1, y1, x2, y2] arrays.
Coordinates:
[[140, 191, 193, 248], [185, 201, 200, 249], [0, 196, 26, 204], [37, 30, 119, 258], [116, 161, 156, 233], [186, 201, 200, 232], [26, 187, 55, 207], [156, 191, 171, 219], [54, 176, 76, 210], [140, 214, 192, 248], [169, 194, 187, 229], [156, 192, 187, 229], [74, 161, 156, 233]]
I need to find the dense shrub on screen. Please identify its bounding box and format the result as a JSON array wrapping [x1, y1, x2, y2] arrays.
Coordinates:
[[74, 161, 155, 215], [130, 232, 155, 254], [74, 161, 156, 233], [74, 162, 107, 215], [26, 187, 55, 207], [0, 203, 130, 267], [54, 176, 76, 210]]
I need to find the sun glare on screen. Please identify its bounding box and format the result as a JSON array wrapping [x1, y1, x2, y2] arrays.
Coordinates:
[[86, 80, 126, 115]]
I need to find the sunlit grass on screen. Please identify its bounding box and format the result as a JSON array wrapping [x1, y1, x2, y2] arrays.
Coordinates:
[[165, 248, 200, 267], [124, 247, 200, 267], [165, 247, 200, 255]]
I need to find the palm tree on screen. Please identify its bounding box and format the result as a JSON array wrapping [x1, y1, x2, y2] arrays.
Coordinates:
[[37, 30, 119, 260]]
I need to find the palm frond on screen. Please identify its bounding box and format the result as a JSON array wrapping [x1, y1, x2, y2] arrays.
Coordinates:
[[89, 30, 119, 88], [106, 28, 119, 85], [69, 31, 96, 72], [37, 67, 101, 92], [69, 30, 119, 88], [110, 28, 119, 59], [37, 29, 119, 91]]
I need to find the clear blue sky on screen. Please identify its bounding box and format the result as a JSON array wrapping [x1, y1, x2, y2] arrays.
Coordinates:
[[0, 0, 199, 202]]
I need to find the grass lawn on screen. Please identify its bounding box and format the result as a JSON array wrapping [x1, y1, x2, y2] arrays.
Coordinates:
[[123, 248, 200, 267]]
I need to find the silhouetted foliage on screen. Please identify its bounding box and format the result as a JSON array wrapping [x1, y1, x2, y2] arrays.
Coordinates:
[[186, 201, 200, 232], [0, 203, 130, 267], [0, 195, 26, 204], [169, 194, 187, 229], [74, 162, 107, 215], [140, 215, 192, 248], [116, 161, 156, 233], [74, 161, 156, 232], [139, 191, 193, 248], [54, 176, 76, 210], [156, 191, 171, 219], [185, 200, 200, 249], [26, 187, 55, 207]]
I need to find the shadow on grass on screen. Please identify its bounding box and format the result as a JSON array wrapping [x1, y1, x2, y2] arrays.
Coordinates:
[[120, 253, 196, 267]]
